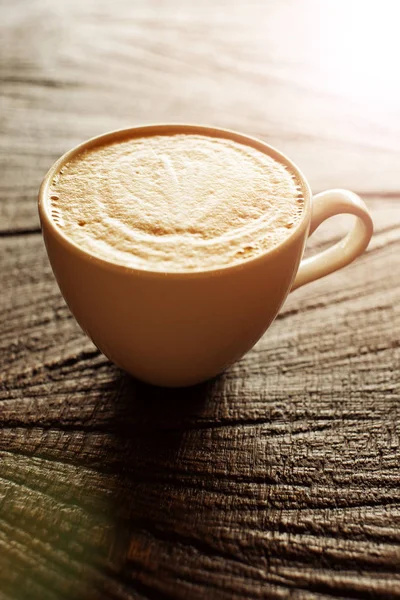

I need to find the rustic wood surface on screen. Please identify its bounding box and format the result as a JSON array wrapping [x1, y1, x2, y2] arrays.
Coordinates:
[[1, 0, 400, 598]]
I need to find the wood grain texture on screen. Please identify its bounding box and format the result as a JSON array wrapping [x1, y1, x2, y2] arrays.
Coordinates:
[[1, 0, 400, 598], [1, 0, 400, 231]]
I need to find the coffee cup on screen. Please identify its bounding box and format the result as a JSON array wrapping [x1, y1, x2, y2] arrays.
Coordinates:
[[38, 125, 373, 387]]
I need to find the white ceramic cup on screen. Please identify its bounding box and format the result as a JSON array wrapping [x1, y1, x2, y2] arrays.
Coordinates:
[[39, 125, 373, 387]]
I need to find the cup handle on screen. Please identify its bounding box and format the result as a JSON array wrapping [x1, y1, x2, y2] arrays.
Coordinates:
[[291, 189, 373, 291]]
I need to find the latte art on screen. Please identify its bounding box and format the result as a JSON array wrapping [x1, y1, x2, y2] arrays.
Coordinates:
[[49, 132, 304, 271]]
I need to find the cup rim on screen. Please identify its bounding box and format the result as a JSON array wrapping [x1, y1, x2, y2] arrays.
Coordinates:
[[38, 123, 312, 279]]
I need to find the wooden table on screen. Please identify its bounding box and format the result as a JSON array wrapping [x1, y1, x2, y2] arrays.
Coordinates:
[[1, 1, 400, 598]]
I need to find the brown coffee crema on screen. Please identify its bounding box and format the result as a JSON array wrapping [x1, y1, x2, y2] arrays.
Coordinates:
[[49, 132, 304, 271]]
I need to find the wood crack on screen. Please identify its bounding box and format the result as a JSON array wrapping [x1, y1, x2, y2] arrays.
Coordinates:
[[0, 227, 42, 237], [0, 75, 78, 89]]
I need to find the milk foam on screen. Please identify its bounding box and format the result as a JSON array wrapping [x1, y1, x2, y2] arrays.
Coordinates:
[[49, 133, 304, 271]]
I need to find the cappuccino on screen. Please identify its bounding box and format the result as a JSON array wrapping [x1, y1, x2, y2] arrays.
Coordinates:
[[48, 130, 304, 271], [40, 125, 373, 386]]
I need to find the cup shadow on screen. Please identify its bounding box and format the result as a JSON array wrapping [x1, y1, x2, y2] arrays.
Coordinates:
[[96, 368, 223, 580], [108, 370, 215, 434]]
